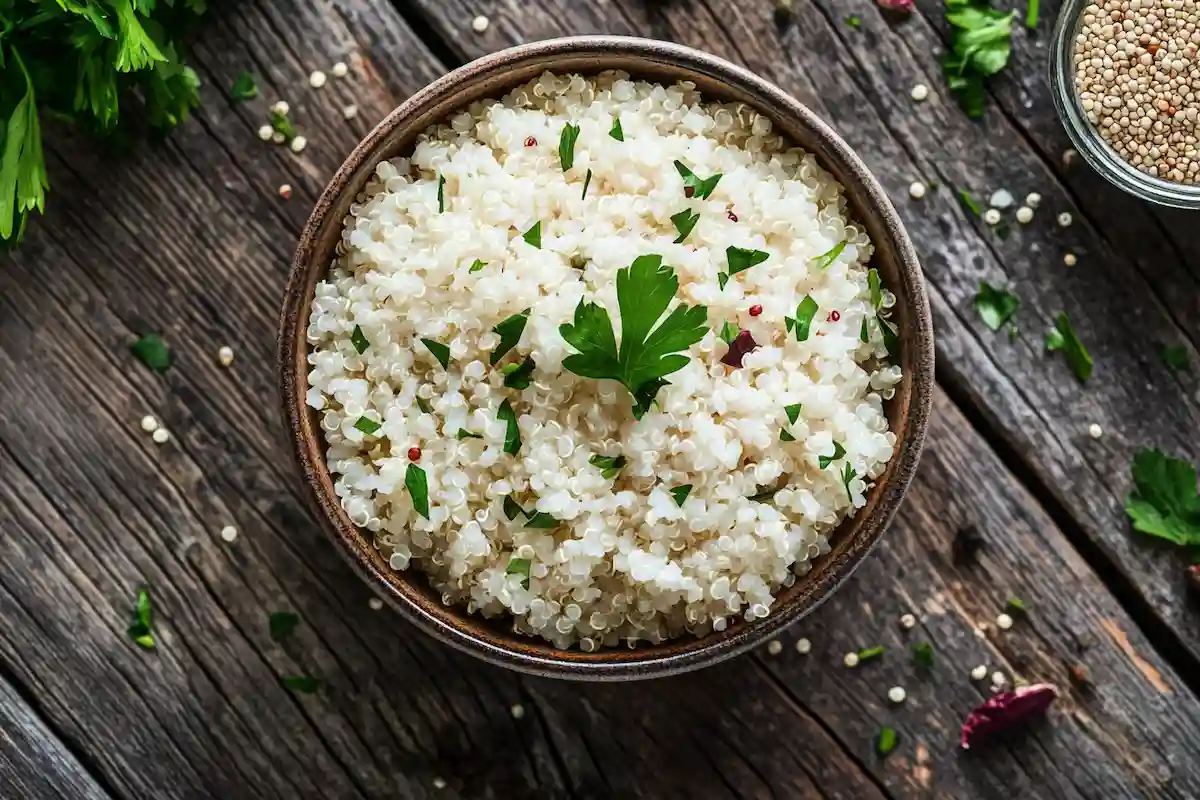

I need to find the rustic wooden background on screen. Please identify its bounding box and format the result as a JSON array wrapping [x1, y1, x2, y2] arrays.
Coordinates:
[[2, 0, 1198, 798]]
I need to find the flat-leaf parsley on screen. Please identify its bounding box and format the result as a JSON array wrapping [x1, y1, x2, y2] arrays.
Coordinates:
[[1124, 448, 1200, 547]]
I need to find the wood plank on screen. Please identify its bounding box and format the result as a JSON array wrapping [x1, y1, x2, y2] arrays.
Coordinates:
[[403, 0, 1200, 675], [0, 680, 112, 800]]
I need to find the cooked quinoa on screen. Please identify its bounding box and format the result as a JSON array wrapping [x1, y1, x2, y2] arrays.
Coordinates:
[[304, 71, 902, 650]]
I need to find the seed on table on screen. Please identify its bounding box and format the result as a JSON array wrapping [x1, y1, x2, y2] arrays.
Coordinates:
[[1064, 252, 1078, 266], [1058, 212, 1073, 227], [511, 703, 525, 719], [271, 131, 286, 145], [290, 136, 308, 153], [989, 188, 1014, 209], [983, 208, 1002, 225], [218, 346, 235, 365], [844, 652, 860, 667], [472, 14, 489, 32], [909, 181, 926, 199], [257, 124, 274, 141], [432, 777, 446, 790], [996, 613, 1014, 630], [1015, 206, 1034, 223], [899, 613, 917, 629], [971, 664, 988, 681], [1088, 423, 1104, 438], [795, 637, 812, 654], [767, 639, 783, 655], [152, 428, 170, 444], [368, 597, 384, 610], [278, 184, 293, 200], [910, 83, 930, 102], [1025, 192, 1042, 208], [271, 100, 289, 116], [309, 70, 327, 89], [220, 525, 238, 543], [342, 104, 359, 120], [332, 61, 349, 78], [140, 415, 159, 433], [888, 686, 907, 704], [992, 671, 1007, 687]]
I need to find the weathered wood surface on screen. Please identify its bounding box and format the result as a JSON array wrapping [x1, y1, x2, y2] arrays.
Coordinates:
[[0, 0, 1199, 797]]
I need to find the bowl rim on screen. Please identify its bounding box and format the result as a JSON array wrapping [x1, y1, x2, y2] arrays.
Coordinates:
[[278, 35, 934, 680]]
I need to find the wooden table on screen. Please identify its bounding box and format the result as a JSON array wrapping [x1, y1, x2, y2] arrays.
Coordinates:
[[2, 1, 1198, 797]]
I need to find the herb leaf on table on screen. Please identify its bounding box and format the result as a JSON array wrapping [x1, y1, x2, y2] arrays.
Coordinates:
[[1124, 449, 1200, 547], [1044, 312, 1093, 380], [942, 0, 1015, 118], [974, 282, 1020, 330]]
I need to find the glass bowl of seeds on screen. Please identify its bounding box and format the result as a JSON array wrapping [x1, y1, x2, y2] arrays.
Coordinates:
[[1051, 0, 1200, 208]]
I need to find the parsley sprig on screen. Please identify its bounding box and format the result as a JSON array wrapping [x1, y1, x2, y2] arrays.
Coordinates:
[[942, 0, 1015, 118], [1124, 449, 1200, 547], [560, 254, 708, 419]]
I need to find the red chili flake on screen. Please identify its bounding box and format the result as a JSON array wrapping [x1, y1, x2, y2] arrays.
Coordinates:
[[720, 330, 758, 368], [749, 304, 763, 317], [877, 0, 914, 12], [960, 683, 1058, 749], [727, 210, 739, 222], [684, 185, 695, 198], [407, 447, 422, 462], [524, 136, 537, 147], [828, 310, 841, 322]]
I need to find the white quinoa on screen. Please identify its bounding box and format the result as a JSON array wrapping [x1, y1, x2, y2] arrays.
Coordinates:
[[305, 72, 902, 650]]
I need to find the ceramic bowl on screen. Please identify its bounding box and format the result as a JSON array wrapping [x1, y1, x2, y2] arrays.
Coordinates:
[[278, 36, 934, 680]]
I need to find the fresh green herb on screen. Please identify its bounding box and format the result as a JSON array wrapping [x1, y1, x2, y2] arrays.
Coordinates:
[[524, 512, 559, 529], [718, 321, 740, 345], [671, 208, 700, 243], [491, 310, 530, 365], [785, 296, 820, 342], [1045, 312, 1093, 381], [857, 645, 884, 662], [942, 0, 1015, 118], [456, 429, 483, 440], [281, 675, 323, 694], [958, 188, 982, 216], [785, 404, 802, 425], [0, 1, 209, 246], [673, 161, 722, 199], [913, 641, 935, 668], [819, 441, 847, 469], [420, 338, 451, 370], [973, 282, 1020, 331], [559, 255, 708, 419], [780, 428, 796, 442], [353, 416, 382, 435], [581, 168, 593, 199], [868, 269, 883, 310], [405, 463, 429, 519], [1006, 597, 1029, 614], [1163, 344, 1190, 372], [589, 454, 627, 480], [497, 399, 521, 454], [415, 397, 434, 414], [994, 220, 1012, 240], [127, 586, 155, 651], [270, 110, 296, 142], [503, 496, 526, 521], [846, 14, 863, 27], [727, 246, 769, 276], [437, 175, 446, 213], [1025, 0, 1039, 28], [1124, 448, 1200, 547], [350, 325, 370, 354], [1010, 325, 1020, 341], [499, 362, 520, 376], [717, 272, 730, 290], [860, 317, 871, 343], [875, 726, 898, 757], [879, 317, 900, 358], [609, 117, 624, 141], [269, 612, 299, 642], [469, 259, 487, 273], [503, 355, 536, 389], [841, 463, 858, 501], [231, 72, 259, 101], [506, 557, 532, 588], [523, 221, 542, 248], [130, 333, 172, 373], [748, 486, 780, 503], [670, 484, 693, 507], [811, 241, 846, 270], [559, 123, 581, 171]]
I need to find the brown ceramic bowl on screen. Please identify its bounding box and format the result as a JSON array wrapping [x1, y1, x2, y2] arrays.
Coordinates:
[[279, 36, 934, 680]]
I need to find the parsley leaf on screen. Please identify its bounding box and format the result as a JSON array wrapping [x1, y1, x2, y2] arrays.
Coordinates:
[[405, 463, 429, 519], [524, 512, 559, 529], [420, 338, 451, 370], [503, 355, 536, 389], [727, 246, 769, 276], [673, 161, 722, 199], [497, 399, 521, 454], [841, 463, 858, 501], [416, 397, 434, 414], [718, 321, 740, 345], [811, 241, 846, 270], [1124, 448, 1200, 547], [609, 117, 624, 141], [231, 72, 259, 101], [1163, 344, 1190, 372], [350, 325, 370, 354], [589, 454, 627, 479], [127, 586, 155, 651], [913, 641, 934, 668], [506, 557, 532, 588], [582, 168, 593, 199], [671, 208, 700, 243], [270, 110, 296, 143], [785, 403, 802, 425], [281, 675, 323, 694], [670, 484, 693, 506], [523, 221, 541, 248], [503, 496, 526, 520], [559, 123, 580, 171], [974, 281, 1020, 330], [958, 188, 983, 215], [1045, 312, 1093, 380], [437, 175, 446, 213], [130, 333, 172, 373], [456, 429, 483, 439], [868, 269, 884, 310], [269, 611, 299, 642], [559, 255, 708, 419], [1026, 0, 1039, 27], [846, 14, 863, 26], [875, 726, 898, 757], [780, 429, 796, 442], [857, 645, 885, 662], [469, 259, 487, 273], [354, 416, 381, 435], [819, 441, 847, 469], [491, 311, 530, 365], [1006, 597, 1028, 614], [942, 0, 1015, 118], [785, 296, 820, 342]]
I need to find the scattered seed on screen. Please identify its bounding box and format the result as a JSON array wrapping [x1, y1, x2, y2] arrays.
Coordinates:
[[511, 703, 525, 719], [270, 100, 289, 116], [989, 188, 1014, 209], [844, 652, 860, 668], [257, 124, 274, 141], [1064, 252, 1077, 266], [888, 686, 907, 704], [910, 83, 930, 101], [332, 61, 349, 78], [1063, 148, 1078, 168], [432, 777, 446, 790], [766, 639, 783, 655], [290, 135, 308, 153], [795, 637, 812, 654], [1015, 206, 1034, 223], [152, 428, 170, 444], [309, 70, 327, 89], [1025, 192, 1042, 208], [971, 664, 989, 681], [992, 671, 1007, 687], [1057, 212, 1073, 227], [217, 346, 235, 366], [271, 131, 286, 145], [973, 625, 988, 639], [1088, 423, 1103, 439], [368, 597, 384, 610], [140, 415, 159, 433], [909, 181, 926, 199], [342, 104, 359, 120], [220, 525, 238, 543], [278, 184, 293, 200], [996, 613, 1014, 630], [471, 14, 489, 32], [900, 613, 917, 630], [983, 208, 1002, 225]]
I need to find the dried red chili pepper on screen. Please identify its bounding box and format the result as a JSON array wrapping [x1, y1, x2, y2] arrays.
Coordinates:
[[720, 330, 758, 367], [961, 683, 1058, 749]]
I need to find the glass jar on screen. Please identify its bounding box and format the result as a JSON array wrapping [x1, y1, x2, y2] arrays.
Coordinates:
[[1049, 0, 1200, 209]]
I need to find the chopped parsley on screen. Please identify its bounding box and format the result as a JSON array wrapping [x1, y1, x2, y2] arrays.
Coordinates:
[[868, 268, 883, 309], [1163, 344, 1190, 372], [1006, 597, 1028, 614], [415, 397, 434, 414], [958, 188, 982, 216], [353, 416, 382, 435], [281, 675, 323, 694], [785, 296, 820, 342], [785, 403, 802, 425], [670, 484, 693, 506], [269, 611, 299, 642], [726, 246, 769, 276], [559, 254, 708, 419], [131, 333, 172, 373], [973, 281, 1020, 331], [671, 208, 700, 243], [609, 117, 624, 141], [525, 512, 560, 529], [1124, 448, 1200, 547], [506, 557, 532, 588], [875, 726, 898, 757], [819, 441, 846, 469], [522, 221, 541, 248], [558, 122, 580, 171], [811, 241, 846, 270], [490, 310, 530, 365], [230, 72, 259, 101], [420, 338, 451, 370], [437, 175, 445, 213], [469, 259, 487, 273], [350, 325, 370, 354], [856, 645, 884, 662], [780, 429, 796, 442], [673, 161, 722, 199], [1025, 0, 1039, 28], [589, 454, 627, 479], [405, 463, 429, 519], [913, 641, 934, 668], [718, 321, 740, 345], [503, 495, 526, 521], [127, 586, 155, 651], [860, 317, 871, 343], [841, 463, 858, 501], [717, 273, 729, 290], [455, 429, 483, 440], [503, 355, 536, 389], [846, 13, 862, 27], [497, 399, 521, 454], [270, 110, 297, 143], [581, 168, 593, 199], [942, 0, 1015, 118], [1045, 312, 1093, 381], [748, 485, 780, 503]]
